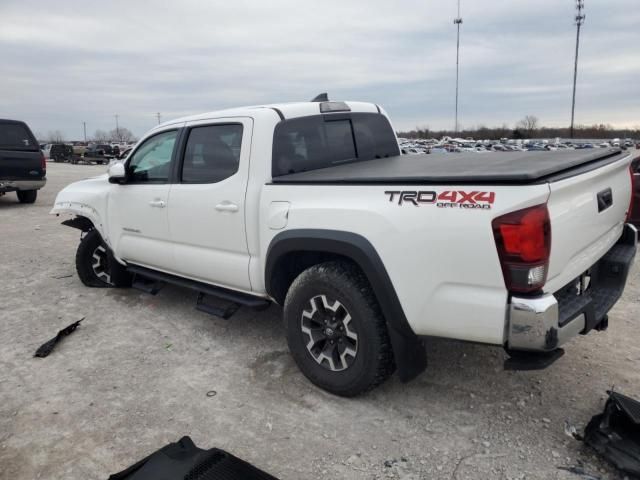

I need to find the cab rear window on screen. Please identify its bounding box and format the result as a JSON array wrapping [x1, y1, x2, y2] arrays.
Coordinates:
[[272, 113, 399, 177], [0, 122, 38, 151]]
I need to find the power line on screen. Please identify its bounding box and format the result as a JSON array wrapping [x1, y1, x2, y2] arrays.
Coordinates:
[[454, 0, 463, 134], [570, 0, 585, 139]]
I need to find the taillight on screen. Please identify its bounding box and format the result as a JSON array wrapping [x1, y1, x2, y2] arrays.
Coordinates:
[[492, 204, 551, 293], [40, 152, 46, 172]]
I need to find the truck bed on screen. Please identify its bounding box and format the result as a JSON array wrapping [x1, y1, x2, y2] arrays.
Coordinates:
[[272, 148, 628, 185]]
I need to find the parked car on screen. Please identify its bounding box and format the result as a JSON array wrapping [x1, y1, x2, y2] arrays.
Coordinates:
[[118, 146, 133, 160], [51, 99, 636, 396], [0, 119, 46, 203], [49, 143, 73, 162], [86, 144, 114, 156], [82, 144, 115, 165]]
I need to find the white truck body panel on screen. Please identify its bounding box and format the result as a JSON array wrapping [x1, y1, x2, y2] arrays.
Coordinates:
[[259, 182, 550, 344]]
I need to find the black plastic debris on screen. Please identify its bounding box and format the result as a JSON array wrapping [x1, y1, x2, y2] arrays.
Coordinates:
[[34, 317, 85, 358], [583, 390, 640, 477], [108, 436, 279, 480]]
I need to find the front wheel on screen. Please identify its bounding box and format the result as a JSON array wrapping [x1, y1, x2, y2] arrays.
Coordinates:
[[75, 229, 131, 288], [284, 261, 395, 397]]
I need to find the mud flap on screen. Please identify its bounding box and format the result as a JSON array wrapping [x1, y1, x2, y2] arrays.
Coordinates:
[[387, 326, 427, 382], [584, 391, 640, 477]]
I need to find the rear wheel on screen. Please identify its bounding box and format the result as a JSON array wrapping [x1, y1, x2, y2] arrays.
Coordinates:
[[284, 261, 395, 396], [76, 229, 131, 288], [17, 190, 37, 203]]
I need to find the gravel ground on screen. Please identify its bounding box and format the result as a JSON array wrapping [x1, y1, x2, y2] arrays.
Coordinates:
[[1, 162, 639, 480]]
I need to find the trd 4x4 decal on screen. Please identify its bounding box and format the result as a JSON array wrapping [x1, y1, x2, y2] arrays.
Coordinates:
[[385, 190, 496, 209]]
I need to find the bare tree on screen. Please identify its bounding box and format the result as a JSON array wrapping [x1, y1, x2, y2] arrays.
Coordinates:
[[46, 130, 65, 143], [109, 127, 135, 143], [516, 115, 539, 138], [93, 130, 110, 142]]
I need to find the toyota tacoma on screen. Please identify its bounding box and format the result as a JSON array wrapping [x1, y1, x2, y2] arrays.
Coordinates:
[[51, 98, 637, 396]]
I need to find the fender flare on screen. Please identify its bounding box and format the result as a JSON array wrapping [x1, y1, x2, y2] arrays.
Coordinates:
[[265, 229, 427, 382]]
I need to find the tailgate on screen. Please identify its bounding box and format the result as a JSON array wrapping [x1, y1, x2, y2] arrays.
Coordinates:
[[0, 121, 44, 180], [545, 153, 632, 293], [0, 149, 44, 180]]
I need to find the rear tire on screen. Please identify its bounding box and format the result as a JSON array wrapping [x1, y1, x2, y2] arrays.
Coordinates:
[[284, 261, 395, 396], [17, 190, 37, 203], [76, 229, 131, 288]]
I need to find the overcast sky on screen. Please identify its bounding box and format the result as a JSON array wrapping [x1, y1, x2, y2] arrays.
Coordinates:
[[1, 0, 638, 139]]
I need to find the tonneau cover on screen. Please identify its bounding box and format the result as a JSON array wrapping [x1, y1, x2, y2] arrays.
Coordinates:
[[272, 148, 628, 185]]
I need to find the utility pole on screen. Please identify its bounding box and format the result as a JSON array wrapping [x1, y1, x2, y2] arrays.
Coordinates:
[[83, 122, 86, 143], [114, 114, 120, 141], [454, 0, 463, 134], [570, 0, 585, 139], [156, 112, 162, 125]]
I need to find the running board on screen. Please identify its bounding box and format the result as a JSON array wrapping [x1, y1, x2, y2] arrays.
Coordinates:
[[126, 265, 271, 316], [132, 275, 166, 295], [196, 293, 240, 319]]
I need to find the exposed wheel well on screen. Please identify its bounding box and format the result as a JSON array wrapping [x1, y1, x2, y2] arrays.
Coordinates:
[[268, 251, 358, 305], [61, 215, 95, 232]]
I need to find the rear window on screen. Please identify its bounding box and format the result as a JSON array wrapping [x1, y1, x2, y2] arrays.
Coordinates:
[[0, 122, 38, 151], [272, 113, 399, 177]]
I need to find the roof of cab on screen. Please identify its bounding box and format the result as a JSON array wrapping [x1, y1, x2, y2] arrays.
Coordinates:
[[154, 101, 381, 130]]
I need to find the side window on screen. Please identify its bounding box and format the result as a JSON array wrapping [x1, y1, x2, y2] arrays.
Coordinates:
[[181, 124, 243, 183], [127, 130, 178, 183]]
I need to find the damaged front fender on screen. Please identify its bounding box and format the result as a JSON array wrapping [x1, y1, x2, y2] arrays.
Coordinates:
[[50, 174, 111, 246]]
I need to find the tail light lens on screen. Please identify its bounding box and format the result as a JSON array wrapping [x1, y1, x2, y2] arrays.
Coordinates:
[[40, 152, 46, 172], [492, 204, 551, 293]]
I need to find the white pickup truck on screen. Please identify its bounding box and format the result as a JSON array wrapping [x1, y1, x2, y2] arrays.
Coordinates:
[[51, 98, 637, 396]]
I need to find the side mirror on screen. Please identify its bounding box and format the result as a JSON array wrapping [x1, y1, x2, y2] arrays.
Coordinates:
[[108, 161, 126, 184]]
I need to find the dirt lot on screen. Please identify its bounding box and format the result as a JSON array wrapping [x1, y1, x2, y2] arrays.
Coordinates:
[[1, 162, 639, 480]]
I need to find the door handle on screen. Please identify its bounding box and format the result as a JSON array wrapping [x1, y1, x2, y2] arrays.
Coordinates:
[[149, 199, 166, 208], [215, 202, 239, 213]]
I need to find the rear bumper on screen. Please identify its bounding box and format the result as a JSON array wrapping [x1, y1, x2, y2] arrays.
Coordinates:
[[0, 179, 46, 192], [507, 223, 637, 352]]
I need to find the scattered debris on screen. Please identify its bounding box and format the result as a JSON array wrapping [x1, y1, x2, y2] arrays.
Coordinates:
[[108, 436, 279, 479], [582, 390, 640, 477], [34, 318, 85, 358], [564, 420, 582, 440], [51, 274, 74, 279], [206, 390, 217, 398], [557, 463, 602, 480]]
